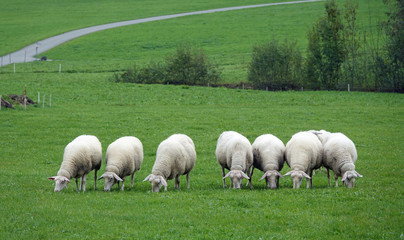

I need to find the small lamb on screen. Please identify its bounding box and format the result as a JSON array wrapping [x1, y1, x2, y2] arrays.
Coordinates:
[[250, 134, 285, 189], [216, 131, 253, 189], [143, 134, 196, 192], [311, 130, 362, 188], [284, 131, 323, 189], [98, 136, 143, 191], [48, 135, 102, 192]]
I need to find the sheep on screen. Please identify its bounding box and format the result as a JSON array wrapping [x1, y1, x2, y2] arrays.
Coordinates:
[[143, 134, 196, 192], [48, 135, 102, 192], [98, 136, 143, 191], [284, 131, 323, 189], [311, 130, 362, 188], [216, 131, 253, 189], [250, 134, 285, 189]]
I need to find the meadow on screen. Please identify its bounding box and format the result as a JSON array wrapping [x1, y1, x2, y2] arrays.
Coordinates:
[[1, 0, 403, 239]]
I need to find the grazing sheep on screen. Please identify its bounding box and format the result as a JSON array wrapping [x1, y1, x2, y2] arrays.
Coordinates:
[[285, 131, 323, 189], [98, 136, 143, 191], [311, 130, 362, 188], [143, 134, 196, 192], [250, 134, 285, 189], [216, 131, 253, 189], [48, 135, 102, 192]]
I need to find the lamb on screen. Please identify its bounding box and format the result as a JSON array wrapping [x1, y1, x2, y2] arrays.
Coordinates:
[[250, 134, 285, 189], [143, 134, 196, 192], [48, 135, 102, 192], [284, 131, 323, 189], [98, 136, 143, 191], [311, 130, 362, 188], [216, 131, 253, 189]]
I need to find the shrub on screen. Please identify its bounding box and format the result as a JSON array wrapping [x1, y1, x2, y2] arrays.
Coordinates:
[[248, 40, 303, 90], [114, 45, 221, 86]]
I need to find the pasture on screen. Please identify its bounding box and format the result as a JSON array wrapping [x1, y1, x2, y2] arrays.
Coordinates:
[[1, 72, 403, 238], [1, 0, 403, 239]]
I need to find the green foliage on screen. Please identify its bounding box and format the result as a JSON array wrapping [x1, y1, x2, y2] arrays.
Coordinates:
[[306, 0, 346, 90], [0, 72, 403, 239], [248, 40, 303, 90], [114, 45, 221, 86]]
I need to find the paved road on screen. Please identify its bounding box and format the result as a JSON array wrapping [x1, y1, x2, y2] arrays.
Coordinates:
[[0, 0, 323, 67]]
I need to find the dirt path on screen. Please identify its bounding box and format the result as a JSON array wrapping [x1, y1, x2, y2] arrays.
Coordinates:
[[0, 0, 323, 67]]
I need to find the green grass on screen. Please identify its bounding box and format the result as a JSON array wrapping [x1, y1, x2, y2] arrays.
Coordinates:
[[1, 72, 403, 239], [1, 0, 402, 239], [1, 0, 388, 83]]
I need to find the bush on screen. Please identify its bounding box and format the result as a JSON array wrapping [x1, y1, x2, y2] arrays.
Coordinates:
[[114, 45, 220, 86], [248, 40, 303, 90]]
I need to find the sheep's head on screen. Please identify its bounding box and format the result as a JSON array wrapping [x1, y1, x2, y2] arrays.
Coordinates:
[[259, 170, 284, 189], [48, 176, 70, 192], [98, 172, 123, 192], [342, 170, 362, 188], [284, 170, 311, 189], [143, 174, 167, 192], [223, 170, 250, 189]]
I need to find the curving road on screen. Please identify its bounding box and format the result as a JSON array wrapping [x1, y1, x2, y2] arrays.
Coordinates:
[[0, 0, 323, 67]]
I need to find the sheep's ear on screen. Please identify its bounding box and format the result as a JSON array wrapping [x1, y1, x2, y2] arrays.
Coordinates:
[[98, 173, 105, 181], [341, 172, 348, 182], [113, 173, 123, 182], [48, 177, 56, 181], [259, 172, 269, 181], [276, 171, 285, 178], [284, 171, 293, 176], [241, 171, 250, 180], [160, 177, 167, 187], [302, 172, 311, 179], [143, 174, 152, 182], [355, 171, 363, 178], [223, 172, 231, 179]]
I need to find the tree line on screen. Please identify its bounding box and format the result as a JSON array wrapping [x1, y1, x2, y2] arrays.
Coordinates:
[[114, 0, 403, 92]]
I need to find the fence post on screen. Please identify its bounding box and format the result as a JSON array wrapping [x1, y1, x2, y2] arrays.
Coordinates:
[[38, 92, 40, 103], [348, 84, 350, 92]]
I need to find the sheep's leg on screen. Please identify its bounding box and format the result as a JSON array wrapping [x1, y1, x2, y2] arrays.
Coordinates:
[[306, 170, 311, 189], [175, 175, 180, 189], [327, 169, 331, 187], [265, 178, 269, 188], [121, 177, 125, 191], [247, 167, 254, 189], [276, 176, 279, 189], [94, 170, 97, 190], [334, 174, 339, 187], [222, 167, 227, 188], [131, 172, 135, 188], [186, 173, 190, 189], [75, 178, 80, 192], [81, 174, 87, 192]]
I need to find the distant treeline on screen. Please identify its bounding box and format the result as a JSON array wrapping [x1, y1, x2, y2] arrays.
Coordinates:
[[114, 0, 403, 92]]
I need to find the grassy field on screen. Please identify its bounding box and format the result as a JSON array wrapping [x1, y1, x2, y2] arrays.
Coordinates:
[[2, 0, 387, 83], [1, 0, 403, 239], [1, 72, 403, 238]]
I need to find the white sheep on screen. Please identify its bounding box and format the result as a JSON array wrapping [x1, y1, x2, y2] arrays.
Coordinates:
[[311, 130, 362, 188], [98, 136, 143, 191], [48, 135, 102, 192], [250, 134, 285, 189], [216, 131, 253, 189], [143, 134, 196, 192], [284, 131, 323, 189]]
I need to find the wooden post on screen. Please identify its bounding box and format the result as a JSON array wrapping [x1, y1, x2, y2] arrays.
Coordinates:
[[348, 84, 350, 92]]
